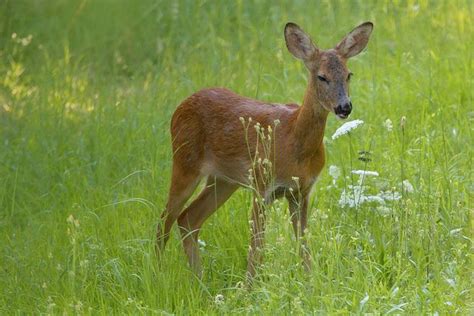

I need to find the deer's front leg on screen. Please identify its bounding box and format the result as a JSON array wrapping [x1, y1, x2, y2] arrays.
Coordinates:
[[247, 197, 266, 280], [288, 193, 312, 271]]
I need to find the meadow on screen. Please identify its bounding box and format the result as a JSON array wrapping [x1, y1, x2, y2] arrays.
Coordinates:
[[0, 0, 472, 314]]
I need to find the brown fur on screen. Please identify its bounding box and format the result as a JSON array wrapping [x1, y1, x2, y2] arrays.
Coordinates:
[[157, 22, 373, 280]]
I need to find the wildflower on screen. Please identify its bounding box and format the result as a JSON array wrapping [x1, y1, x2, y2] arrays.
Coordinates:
[[400, 116, 407, 128], [239, 116, 245, 123], [21, 35, 33, 46], [351, 170, 379, 177], [402, 179, 414, 193], [273, 119, 280, 126], [383, 119, 393, 132], [328, 165, 341, 181], [376, 206, 391, 217], [291, 176, 300, 183], [378, 190, 401, 201], [332, 119, 364, 140], [214, 294, 225, 305], [198, 239, 206, 249]]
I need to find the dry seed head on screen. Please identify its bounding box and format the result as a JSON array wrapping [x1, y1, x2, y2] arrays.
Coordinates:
[[254, 122, 261, 132], [400, 116, 407, 128]]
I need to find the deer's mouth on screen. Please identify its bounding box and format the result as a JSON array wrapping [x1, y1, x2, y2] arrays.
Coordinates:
[[334, 104, 352, 120], [336, 112, 349, 119]]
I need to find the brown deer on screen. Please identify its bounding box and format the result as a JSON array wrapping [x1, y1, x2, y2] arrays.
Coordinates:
[[157, 22, 373, 279]]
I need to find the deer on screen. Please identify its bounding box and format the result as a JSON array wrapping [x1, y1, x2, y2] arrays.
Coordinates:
[[157, 21, 373, 279]]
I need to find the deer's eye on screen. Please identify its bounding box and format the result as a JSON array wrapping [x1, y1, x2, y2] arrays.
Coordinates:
[[317, 75, 329, 83], [347, 72, 353, 81]]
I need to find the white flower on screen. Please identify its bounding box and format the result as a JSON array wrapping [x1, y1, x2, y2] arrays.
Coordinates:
[[383, 119, 393, 132], [402, 179, 414, 193], [331, 119, 364, 140], [214, 294, 224, 305], [351, 170, 379, 177], [198, 239, 207, 249], [376, 206, 392, 217], [328, 165, 341, 181], [378, 190, 402, 201], [364, 195, 385, 204]]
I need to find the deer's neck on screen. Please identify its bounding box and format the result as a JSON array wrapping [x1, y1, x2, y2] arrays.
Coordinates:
[[293, 78, 329, 160]]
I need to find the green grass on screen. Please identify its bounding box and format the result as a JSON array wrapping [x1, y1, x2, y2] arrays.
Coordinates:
[[0, 0, 472, 314]]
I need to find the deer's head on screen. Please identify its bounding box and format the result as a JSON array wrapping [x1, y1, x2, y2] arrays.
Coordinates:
[[284, 22, 373, 119]]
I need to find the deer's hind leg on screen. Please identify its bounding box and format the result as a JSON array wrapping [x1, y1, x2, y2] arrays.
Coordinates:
[[157, 163, 201, 252], [177, 177, 238, 277], [157, 110, 205, 254]]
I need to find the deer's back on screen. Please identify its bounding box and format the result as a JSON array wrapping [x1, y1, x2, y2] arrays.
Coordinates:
[[170, 88, 308, 185]]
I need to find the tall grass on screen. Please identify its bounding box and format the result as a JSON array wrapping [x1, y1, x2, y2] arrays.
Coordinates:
[[0, 0, 472, 313]]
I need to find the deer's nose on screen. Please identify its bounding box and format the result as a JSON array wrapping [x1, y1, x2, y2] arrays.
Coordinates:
[[335, 102, 352, 118]]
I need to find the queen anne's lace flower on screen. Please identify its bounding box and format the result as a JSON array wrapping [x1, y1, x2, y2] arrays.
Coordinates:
[[384, 118, 393, 132], [351, 170, 379, 177], [332, 119, 364, 140], [329, 165, 341, 181], [402, 179, 414, 193]]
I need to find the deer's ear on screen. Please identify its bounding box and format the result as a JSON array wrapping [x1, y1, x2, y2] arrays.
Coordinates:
[[336, 22, 373, 58], [284, 23, 318, 61]]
